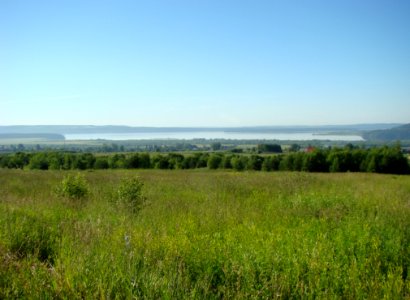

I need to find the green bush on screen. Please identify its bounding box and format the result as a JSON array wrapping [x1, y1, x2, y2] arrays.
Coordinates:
[[116, 177, 146, 213], [57, 173, 89, 199]]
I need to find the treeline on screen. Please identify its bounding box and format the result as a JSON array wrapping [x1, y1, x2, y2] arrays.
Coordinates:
[[0, 146, 408, 174], [0, 142, 204, 153]]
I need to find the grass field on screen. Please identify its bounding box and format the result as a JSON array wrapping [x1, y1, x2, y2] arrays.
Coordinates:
[[0, 169, 409, 298]]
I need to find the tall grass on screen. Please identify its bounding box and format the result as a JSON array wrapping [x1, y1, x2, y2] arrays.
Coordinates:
[[0, 169, 409, 298]]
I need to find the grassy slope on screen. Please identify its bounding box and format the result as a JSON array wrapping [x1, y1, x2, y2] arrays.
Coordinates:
[[0, 169, 409, 298]]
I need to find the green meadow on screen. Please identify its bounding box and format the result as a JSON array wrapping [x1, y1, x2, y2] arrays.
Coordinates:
[[0, 169, 409, 298]]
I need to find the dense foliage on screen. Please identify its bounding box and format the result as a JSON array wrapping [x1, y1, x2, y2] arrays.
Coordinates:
[[0, 170, 409, 298], [0, 145, 408, 174]]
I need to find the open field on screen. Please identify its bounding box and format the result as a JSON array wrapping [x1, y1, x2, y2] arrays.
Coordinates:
[[0, 169, 409, 298]]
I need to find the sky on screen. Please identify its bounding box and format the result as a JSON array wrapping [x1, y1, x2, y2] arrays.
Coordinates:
[[1, 0, 409, 127]]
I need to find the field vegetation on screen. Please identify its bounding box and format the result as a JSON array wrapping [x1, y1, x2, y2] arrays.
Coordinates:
[[0, 169, 409, 298]]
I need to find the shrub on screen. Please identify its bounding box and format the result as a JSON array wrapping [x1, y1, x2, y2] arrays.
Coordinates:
[[116, 177, 146, 213], [57, 173, 89, 199]]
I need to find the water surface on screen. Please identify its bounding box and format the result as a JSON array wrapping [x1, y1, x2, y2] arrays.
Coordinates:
[[64, 131, 364, 141]]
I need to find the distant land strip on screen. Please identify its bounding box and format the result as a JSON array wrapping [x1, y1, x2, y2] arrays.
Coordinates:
[[0, 133, 65, 140]]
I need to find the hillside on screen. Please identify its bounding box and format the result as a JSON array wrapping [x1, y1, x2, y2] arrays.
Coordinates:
[[362, 123, 410, 141]]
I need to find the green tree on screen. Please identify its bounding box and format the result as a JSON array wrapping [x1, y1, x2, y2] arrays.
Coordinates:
[[8, 152, 30, 169], [211, 142, 222, 151], [247, 155, 264, 170], [262, 155, 281, 171], [195, 153, 209, 168], [207, 154, 222, 169], [28, 153, 49, 170], [94, 157, 109, 169], [49, 153, 64, 170], [231, 156, 248, 171], [289, 144, 301, 152], [302, 150, 329, 172], [125, 154, 140, 169], [152, 155, 170, 169], [257, 144, 282, 153], [73, 153, 96, 170], [180, 155, 198, 169], [109, 154, 126, 169], [221, 155, 233, 169], [167, 153, 185, 169], [138, 153, 151, 168]]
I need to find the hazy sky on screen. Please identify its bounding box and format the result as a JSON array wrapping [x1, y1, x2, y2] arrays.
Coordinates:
[[1, 0, 409, 126]]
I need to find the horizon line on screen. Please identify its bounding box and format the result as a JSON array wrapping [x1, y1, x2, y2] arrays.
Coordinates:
[[0, 122, 405, 128]]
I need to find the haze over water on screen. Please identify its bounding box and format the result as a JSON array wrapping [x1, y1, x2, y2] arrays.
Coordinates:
[[64, 132, 364, 141]]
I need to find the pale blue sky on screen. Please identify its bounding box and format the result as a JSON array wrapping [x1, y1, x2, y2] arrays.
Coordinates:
[[1, 0, 409, 126]]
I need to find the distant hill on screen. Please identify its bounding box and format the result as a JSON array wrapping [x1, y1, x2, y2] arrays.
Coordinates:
[[0, 124, 402, 135], [362, 124, 410, 141]]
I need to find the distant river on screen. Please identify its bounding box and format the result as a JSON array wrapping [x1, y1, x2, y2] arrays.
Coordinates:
[[64, 132, 364, 141]]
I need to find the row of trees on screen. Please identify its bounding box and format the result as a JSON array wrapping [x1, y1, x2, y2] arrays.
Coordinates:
[[0, 146, 408, 174]]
